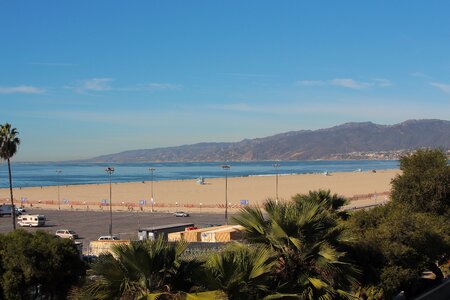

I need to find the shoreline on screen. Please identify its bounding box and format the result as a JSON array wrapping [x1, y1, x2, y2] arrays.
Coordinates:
[[1, 169, 400, 213]]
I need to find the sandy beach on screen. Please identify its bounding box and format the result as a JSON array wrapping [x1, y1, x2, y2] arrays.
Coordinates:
[[0, 169, 400, 213]]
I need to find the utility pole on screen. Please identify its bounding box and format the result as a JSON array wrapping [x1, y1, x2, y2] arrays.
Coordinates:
[[221, 164, 230, 224], [105, 167, 114, 235], [56, 170, 62, 210], [273, 163, 280, 204], [149, 167, 156, 212]]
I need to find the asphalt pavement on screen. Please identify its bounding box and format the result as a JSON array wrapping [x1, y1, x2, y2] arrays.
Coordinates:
[[0, 209, 230, 253]]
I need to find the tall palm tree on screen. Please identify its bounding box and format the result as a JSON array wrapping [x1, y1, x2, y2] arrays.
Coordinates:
[[0, 123, 21, 230], [232, 193, 359, 299]]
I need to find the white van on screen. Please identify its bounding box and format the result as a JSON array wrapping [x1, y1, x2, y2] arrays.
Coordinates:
[[98, 235, 120, 241], [17, 214, 46, 227]]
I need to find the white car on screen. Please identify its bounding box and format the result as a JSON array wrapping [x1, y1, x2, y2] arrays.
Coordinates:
[[174, 211, 190, 217], [55, 229, 79, 239], [98, 235, 120, 241]]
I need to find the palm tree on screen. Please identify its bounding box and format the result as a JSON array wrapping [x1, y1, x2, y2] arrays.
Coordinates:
[[204, 243, 277, 300], [292, 189, 350, 220], [86, 238, 204, 299], [232, 192, 359, 299], [0, 123, 21, 230]]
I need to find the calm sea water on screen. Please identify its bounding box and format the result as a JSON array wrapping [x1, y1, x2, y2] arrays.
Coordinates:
[[0, 160, 399, 188]]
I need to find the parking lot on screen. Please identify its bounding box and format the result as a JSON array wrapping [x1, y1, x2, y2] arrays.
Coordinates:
[[0, 209, 230, 253]]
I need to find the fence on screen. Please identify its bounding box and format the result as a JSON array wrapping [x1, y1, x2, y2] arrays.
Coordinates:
[[0, 190, 390, 211]]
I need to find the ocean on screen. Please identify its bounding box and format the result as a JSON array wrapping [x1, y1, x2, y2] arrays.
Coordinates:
[[0, 160, 399, 188]]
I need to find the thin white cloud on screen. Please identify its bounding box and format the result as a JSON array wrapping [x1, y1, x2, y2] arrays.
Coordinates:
[[22, 108, 199, 127], [69, 78, 179, 93], [74, 78, 114, 93], [373, 78, 394, 87], [143, 82, 179, 90], [410, 72, 430, 78], [330, 78, 371, 89], [210, 103, 259, 112], [120, 82, 180, 91], [29, 62, 77, 67], [297, 80, 326, 86], [297, 78, 392, 90], [0, 85, 45, 94], [207, 100, 449, 120], [26, 109, 148, 125], [429, 82, 450, 94], [218, 72, 274, 78]]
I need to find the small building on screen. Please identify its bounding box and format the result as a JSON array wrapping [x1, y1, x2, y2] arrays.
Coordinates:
[[167, 225, 244, 243], [200, 225, 243, 243], [168, 225, 229, 242], [138, 223, 194, 241]]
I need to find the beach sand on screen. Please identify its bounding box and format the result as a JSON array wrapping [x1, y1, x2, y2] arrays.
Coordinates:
[[0, 169, 399, 213]]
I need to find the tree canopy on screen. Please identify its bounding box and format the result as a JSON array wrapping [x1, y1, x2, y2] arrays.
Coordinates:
[[390, 149, 450, 215], [0, 230, 85, 300], [346, 149, 450, 298]]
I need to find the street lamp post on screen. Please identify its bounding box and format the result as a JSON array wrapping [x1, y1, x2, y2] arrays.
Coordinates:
[[56, 170, 62, 210], [105, 167, 115, 236], [273, 163, 280, 204], [149, 167, 156, 212], [221, 164, 230, 224]]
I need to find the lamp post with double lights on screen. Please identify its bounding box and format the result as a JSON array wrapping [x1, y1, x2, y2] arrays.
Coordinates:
[[56, 170, 62, 210], [149, 167, 156, 212], [273, 163, 280, 204], [105, 167, 115, 236], [221, 164, 230, 224]]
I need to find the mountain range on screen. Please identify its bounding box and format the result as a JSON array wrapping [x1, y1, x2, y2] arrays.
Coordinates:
[[88, 119, 450, 162]]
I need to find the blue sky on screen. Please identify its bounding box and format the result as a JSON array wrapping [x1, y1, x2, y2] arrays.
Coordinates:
[[1, 1, 449, 161]]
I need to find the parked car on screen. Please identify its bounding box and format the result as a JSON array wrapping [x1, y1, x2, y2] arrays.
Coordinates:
[[0, 205, 23, 216], [55, 229, 79, 239], [98, 235, 120, 241], [0, 204, 18, 216], [173, 211, 190, 217]]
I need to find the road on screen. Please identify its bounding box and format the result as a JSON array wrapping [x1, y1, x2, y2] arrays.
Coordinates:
[[0, 209, 230, 253]]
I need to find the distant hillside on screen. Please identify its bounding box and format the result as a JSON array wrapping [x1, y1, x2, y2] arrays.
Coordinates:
[[88, 119, 450, 162]]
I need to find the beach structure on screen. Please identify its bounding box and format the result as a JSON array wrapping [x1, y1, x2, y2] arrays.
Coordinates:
[[168, 225, 229, 242], [138, 223, 194, 241], [168, 225, 243, 243], [200, 225, 243, 242]]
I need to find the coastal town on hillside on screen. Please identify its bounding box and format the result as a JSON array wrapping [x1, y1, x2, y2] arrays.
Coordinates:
[[327, 148, 450, 160]]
